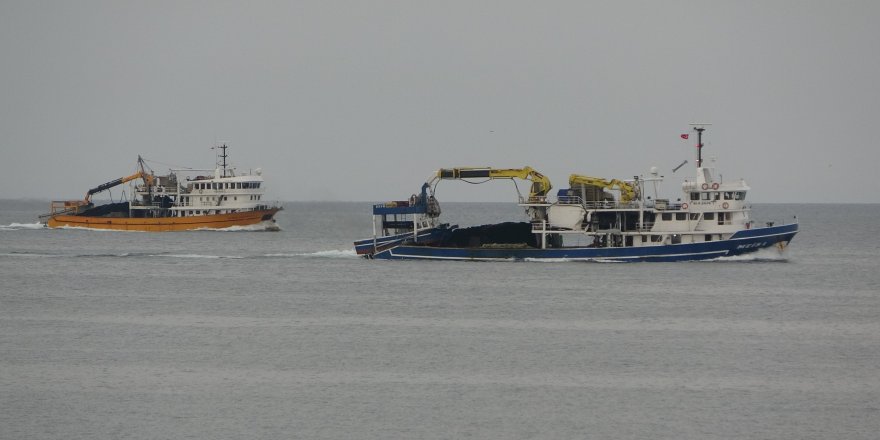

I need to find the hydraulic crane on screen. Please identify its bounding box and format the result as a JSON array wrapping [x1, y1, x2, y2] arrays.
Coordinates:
[[431, 166, 552, 202], [567, 174, 637, 203]]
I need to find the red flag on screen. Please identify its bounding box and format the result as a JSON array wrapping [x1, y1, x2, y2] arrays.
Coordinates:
[[680, 134, 689, 139]]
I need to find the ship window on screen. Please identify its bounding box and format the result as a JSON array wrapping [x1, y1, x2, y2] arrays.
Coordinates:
[[701, 192, 711, 200], [234, 197, 237, 201], [690, 192, 699, 201], [256, 183, 261, 188], [713, 192, 720, 200], [625, 236, 633, 247], [641, 236, 647, 243], [236, 182, 241, 189], [671, 234, 681, 244], [675, 213, 686, 221], [705, 234, 712, 241], [704, 212, 715, 220], [651, 235, 663, 242], [224, 196, 228, 201], [662, 213, 672, 221], [735, 192, 746, 200], [690, 213, 699, 220], [724, 192, 733, 200]]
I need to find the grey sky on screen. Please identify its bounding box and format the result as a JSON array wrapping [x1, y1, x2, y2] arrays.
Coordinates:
[[1, 1, 878, 203]]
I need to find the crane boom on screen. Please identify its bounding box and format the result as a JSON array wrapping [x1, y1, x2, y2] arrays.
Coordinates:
[[433, 166, 552, 201], [568, 174, 636, 202], [84, 170, 153, 203]]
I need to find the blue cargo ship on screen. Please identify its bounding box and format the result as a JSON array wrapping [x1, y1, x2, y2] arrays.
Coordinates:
[[354, 125, 798, 262]]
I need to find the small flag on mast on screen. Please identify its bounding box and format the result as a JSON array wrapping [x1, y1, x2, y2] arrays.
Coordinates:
[[680, 134, 689, 140]]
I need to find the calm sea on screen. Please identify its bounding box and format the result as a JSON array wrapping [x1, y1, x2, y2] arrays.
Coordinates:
[[1, 200, 878, 440]]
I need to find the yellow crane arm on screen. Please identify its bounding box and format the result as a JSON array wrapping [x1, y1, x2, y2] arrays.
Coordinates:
[[434, 166, 552, 200], [84, 170, 153, 202], [568, 174, 636, 202]]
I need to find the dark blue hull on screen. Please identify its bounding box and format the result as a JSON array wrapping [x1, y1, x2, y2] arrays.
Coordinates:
[[365, 223, 798, 262]]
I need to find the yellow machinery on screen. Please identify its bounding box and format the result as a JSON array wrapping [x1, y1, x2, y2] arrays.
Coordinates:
[[568, 174, 636, 202], [84, 170, 153, 203], [433, 167, 552, 202]]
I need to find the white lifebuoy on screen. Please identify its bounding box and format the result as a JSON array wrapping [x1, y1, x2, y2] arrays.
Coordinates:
[[701, 183, 709, 190], [681, 203, 689, 210], [722, 202, 729, 209], [712, 183, 719, 190]]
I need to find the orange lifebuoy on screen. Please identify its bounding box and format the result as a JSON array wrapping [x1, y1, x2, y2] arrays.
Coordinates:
[[722, 202, 729, 209], [701, 183, 709, 190], [712, 183, 719, 190], [681, 203, 689, 210]]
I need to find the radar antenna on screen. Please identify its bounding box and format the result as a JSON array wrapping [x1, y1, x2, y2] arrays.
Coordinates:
[[212, 144, 229, 177], [689, 123, 712, 168]]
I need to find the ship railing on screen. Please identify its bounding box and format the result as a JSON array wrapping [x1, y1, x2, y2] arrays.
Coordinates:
[[130, 201, 166, 208], [519, 195, 549, 204], [636, 221, 655, 231], [582, 200, 627, 210], [555, 195, 583, 205]]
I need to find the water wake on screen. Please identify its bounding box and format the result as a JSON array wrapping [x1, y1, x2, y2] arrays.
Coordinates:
[[280, 249, 359, 259], [1, 249, 358, 260], [0, 222, 46, 231], [152, 253, 246, 259], [194, 221, 281, 232], [710, 247, 789, 262]]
